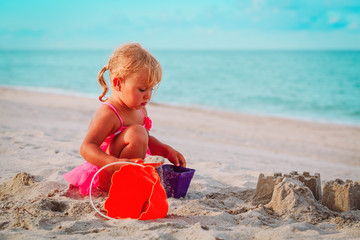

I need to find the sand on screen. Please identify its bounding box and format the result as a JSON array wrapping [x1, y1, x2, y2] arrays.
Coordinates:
[[0, 87, 360, 239]]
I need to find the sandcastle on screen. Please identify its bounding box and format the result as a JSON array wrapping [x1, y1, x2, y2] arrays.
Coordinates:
[[322, 179, 360, 212], [254, 172, 360, 212], [253, 171, 321, 204]]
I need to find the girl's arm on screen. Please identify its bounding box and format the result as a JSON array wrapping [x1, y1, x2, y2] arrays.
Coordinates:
[[79, 107, 133, 172], [148, 135, 186, 167]]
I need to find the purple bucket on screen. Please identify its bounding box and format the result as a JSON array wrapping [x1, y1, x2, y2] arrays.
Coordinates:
[[156, 164, 195, 198]]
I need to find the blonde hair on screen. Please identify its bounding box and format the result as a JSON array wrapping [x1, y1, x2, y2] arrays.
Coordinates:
[[97, 43, 162, 102]]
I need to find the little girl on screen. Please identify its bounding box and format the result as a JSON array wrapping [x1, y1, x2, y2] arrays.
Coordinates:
[[63, 43, 186, 195]]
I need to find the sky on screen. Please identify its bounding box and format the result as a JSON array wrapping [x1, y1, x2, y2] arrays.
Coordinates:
[[0, 0, 360, 50]]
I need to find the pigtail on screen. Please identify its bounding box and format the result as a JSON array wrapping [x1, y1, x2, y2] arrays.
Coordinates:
[[98, 65, 109, 102]]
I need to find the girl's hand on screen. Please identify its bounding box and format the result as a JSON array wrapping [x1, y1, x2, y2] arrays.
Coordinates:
[[165, 146, 186, 167], [148, 136, 186, 167]]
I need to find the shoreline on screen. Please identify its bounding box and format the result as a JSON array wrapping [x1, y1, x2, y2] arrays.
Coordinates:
[[2, 85, 360, 128], [1, 86, 360, 239]]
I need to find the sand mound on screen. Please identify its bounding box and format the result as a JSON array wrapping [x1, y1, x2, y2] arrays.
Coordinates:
[[266, 178, 316, 214], [144, 155, 166, 164], [266, 178, 332, 224], [0, 172, 35, 200]]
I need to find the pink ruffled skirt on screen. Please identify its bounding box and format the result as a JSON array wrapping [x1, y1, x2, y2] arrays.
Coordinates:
[[63, 162, 102, 196]]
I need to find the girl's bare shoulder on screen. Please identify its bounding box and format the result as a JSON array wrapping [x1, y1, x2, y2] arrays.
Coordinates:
[[89, 104, 121, 131]]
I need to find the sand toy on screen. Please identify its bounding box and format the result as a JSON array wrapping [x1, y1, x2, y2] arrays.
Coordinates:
[[156, 164, 196, 198]]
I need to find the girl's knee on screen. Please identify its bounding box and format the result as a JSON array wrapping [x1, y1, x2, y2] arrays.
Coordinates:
[[107, 124, 148, 158], [124, 124, 149, 145]]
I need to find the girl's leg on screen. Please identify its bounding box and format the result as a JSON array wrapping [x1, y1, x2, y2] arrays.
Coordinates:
[[107, 124, 149, 159]]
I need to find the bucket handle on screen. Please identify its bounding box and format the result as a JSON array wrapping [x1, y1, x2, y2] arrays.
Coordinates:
[[89, 161, 143, 220]]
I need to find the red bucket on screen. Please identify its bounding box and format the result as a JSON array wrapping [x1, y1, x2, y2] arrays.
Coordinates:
[[104, 164, 168, 220]]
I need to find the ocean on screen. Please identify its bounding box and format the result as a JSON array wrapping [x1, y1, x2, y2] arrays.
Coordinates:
[[1, 50, 359, 126]]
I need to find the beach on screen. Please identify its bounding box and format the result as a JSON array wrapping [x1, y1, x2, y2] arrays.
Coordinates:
[[0, 87, 360, 239]]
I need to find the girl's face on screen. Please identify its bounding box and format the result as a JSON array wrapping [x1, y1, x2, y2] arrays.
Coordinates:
[[119, 68, 153, 110]]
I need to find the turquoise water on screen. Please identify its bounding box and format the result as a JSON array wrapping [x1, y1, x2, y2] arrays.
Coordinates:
[[1, 50, 360, 125]]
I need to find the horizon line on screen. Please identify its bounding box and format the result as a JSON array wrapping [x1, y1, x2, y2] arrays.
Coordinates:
[[1, 48, 360, 52]]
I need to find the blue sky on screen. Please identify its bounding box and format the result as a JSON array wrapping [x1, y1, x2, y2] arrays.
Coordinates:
[[1, 0, 360, 50]]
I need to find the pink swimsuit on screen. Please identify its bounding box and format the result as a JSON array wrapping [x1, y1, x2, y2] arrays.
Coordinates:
[[63, 102, 152, 196]]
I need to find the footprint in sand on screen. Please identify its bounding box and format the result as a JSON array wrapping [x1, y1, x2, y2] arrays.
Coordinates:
[[39, 199, 68, 212]]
